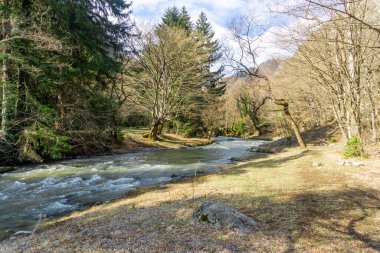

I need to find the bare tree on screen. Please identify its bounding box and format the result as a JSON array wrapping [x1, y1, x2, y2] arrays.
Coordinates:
[[280, 0, 380, 142], [125, 26, 207, 140], [236, 85, 271, 135], [304, 0, 380, 34], [224, 14, 307, 147]]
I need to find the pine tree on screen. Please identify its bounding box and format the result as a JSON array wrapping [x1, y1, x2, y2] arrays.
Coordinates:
[[195, 12, 225, 97], [161, 6, 193, 33], [0, 0, 134, 162], [161, 6, 181, 27], [179, 7, 193, 32]]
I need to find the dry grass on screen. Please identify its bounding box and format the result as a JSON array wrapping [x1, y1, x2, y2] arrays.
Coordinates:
[[1, 145, 380, 252]]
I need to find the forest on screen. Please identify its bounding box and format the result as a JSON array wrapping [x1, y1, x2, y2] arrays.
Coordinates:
[[1, 0, 379, 163], [0, 0, 380, 252]]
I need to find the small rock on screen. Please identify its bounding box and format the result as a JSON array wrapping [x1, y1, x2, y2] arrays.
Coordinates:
[[14, 231, 32, 236], [312, 162, 323, 167], [340, 161, 352, 166], [352, 161, 365, 166], [230, 157, 244, 162], [193, 202, 259, 233], [255, 145, 275, 154], [111, 230, 123, 237], [247, 147, 259, 152], [166, 225, 175, 231], [170, 174, 178, 178], [159, 184, 167, 190]]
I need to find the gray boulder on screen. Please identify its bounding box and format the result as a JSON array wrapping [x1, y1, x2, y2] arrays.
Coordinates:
[[193, 202, 258, 233]]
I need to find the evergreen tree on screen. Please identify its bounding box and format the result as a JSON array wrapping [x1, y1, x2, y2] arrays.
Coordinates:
[[0, 0, 134, 162], [161, 6, 193, 33], [195, 12, 225, 97], [173, 12, 226, 137], [179, 6, 193, 32], [168, 12, 225, 137], [161, 6, 181, 27]]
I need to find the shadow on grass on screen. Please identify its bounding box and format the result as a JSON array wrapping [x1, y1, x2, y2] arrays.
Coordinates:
[[237, 188, 380, 252], [20, 187, 379, 252], [228, 149, 313, 173]]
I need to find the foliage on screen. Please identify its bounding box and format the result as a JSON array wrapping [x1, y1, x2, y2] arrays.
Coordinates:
[[18, 124, 71, 162], [343, 136, 369, 158], [122, 112, 150, 128], [233, 120, 245, 136], [161, 6, 193, 32], [166, 11, 225, 138], [126, 26, 208, 140], [0, 0, 134, 162]]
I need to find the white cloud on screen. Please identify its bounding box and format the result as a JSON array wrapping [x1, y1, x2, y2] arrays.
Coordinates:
[[130, 0, 298, 64]]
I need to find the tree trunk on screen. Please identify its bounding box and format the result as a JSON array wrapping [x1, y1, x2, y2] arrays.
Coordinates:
[[157, 121, 164, 136], [275, 99, 306, 148], [207, 129, 213, 139], [332, 103, 348, 142], [368, 87, 378, 142], [149, 119, 163, 141], [1, 10, 16, 144]]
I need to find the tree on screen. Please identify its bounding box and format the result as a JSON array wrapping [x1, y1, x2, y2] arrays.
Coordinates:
[[225, 14, 307, 147], [292, 0, 380, 34], [175, 12, 225, 137], [126, 27, 207, 140], [0, 0, 63, 159], [161, 6, 193, 32], [279, 0, 380, 142], [0, 0, 134, 162], [195, 12, 225, 97], [236, 90, 270, 135]]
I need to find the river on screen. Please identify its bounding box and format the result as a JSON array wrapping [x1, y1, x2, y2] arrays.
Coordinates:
[[0, 137, 266, 240]]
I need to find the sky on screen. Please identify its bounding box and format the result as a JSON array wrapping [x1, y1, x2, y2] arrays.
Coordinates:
[[130, 0, 294, 64]]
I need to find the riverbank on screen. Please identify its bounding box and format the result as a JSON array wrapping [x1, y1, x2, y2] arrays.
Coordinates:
[[112, 128, 214, 152], [2, 143, 379, 252], [0, 129, 213, 173]]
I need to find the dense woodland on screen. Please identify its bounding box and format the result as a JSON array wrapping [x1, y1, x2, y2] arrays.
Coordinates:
[[1, 0, 379, 163]]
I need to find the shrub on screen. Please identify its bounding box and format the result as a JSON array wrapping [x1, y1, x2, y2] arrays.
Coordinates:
[[343, 136, 368, 158], [18, 124, 72, 162]]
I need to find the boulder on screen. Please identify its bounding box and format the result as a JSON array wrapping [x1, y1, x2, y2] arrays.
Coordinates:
[[312, 162, 323, 167], [193, 202, 258, 233]]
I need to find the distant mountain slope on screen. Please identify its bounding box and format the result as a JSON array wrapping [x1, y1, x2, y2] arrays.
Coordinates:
[[224, 58, 282, 89]]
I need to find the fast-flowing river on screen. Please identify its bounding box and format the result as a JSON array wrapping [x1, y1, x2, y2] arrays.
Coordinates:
[[0, 137, 266, 239]]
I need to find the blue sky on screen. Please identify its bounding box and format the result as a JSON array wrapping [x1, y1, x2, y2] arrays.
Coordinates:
[[130, 0, 283, 36], [130, 0, 294, 63]]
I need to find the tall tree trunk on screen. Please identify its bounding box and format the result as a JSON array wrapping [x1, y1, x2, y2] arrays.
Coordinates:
[[367, 86, 378, 142], [1, 8, 16, 144], [332, 104, 348, 142], [275, 99, 306, 148]]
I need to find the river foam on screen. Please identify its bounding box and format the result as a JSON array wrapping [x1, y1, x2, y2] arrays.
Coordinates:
[[0, 137, 267, 238]]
